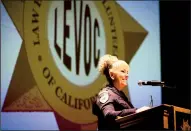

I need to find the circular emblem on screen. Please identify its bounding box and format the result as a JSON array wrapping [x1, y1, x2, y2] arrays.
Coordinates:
[[99, 91, 109, 104], [24, 1, 125, 124]]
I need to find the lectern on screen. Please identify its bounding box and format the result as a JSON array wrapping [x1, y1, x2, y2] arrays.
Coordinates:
[[115, 104, 191, 130]]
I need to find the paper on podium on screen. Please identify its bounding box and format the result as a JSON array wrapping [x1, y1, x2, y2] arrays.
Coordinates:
[[136, 106, 151, 113]]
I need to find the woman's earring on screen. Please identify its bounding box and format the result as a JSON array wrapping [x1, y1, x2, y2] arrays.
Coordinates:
[[111, 77, 114, 80]]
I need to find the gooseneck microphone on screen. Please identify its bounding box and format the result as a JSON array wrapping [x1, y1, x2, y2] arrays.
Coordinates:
[[138, 80, 165, 86]]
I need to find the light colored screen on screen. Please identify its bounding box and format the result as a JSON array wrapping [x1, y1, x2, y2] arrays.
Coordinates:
[[1, 1, 160, 130]]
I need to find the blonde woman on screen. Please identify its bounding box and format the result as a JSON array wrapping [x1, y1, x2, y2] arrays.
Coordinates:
[[92, 54, 137, 130]]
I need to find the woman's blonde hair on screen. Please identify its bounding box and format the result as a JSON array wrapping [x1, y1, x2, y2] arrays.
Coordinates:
[[98, 54, 118, 75], [98, 54, 118, 85]]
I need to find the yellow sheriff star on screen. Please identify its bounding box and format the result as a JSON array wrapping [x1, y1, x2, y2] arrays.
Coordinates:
[[1, 0, 147, 130]]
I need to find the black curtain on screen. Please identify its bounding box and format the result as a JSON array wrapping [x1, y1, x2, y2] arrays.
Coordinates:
[[160, 1, 190, 109]]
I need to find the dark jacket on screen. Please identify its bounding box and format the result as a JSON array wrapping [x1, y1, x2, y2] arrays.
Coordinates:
[[92, 85, 136, 130]]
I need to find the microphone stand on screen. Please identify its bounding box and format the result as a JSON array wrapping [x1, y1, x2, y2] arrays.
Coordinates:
[[149, 95, 153, 107]]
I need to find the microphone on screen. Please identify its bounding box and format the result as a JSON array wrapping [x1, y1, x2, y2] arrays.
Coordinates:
[[138, 80, 165, 86]]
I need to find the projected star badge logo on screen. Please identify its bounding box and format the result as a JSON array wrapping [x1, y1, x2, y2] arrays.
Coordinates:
[[1, 0, 148, 130]]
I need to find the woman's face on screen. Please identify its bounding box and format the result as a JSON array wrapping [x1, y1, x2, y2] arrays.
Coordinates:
[[111, 61, 129, 90]]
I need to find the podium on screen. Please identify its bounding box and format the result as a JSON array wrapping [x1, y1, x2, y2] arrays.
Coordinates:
[[115, 104, 191, 130]]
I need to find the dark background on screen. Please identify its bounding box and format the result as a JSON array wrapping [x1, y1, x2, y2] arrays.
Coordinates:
[[160, 1, 190, 109]]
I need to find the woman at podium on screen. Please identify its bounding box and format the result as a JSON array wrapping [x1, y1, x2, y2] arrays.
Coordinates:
[[92, 54, 137, 130]]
